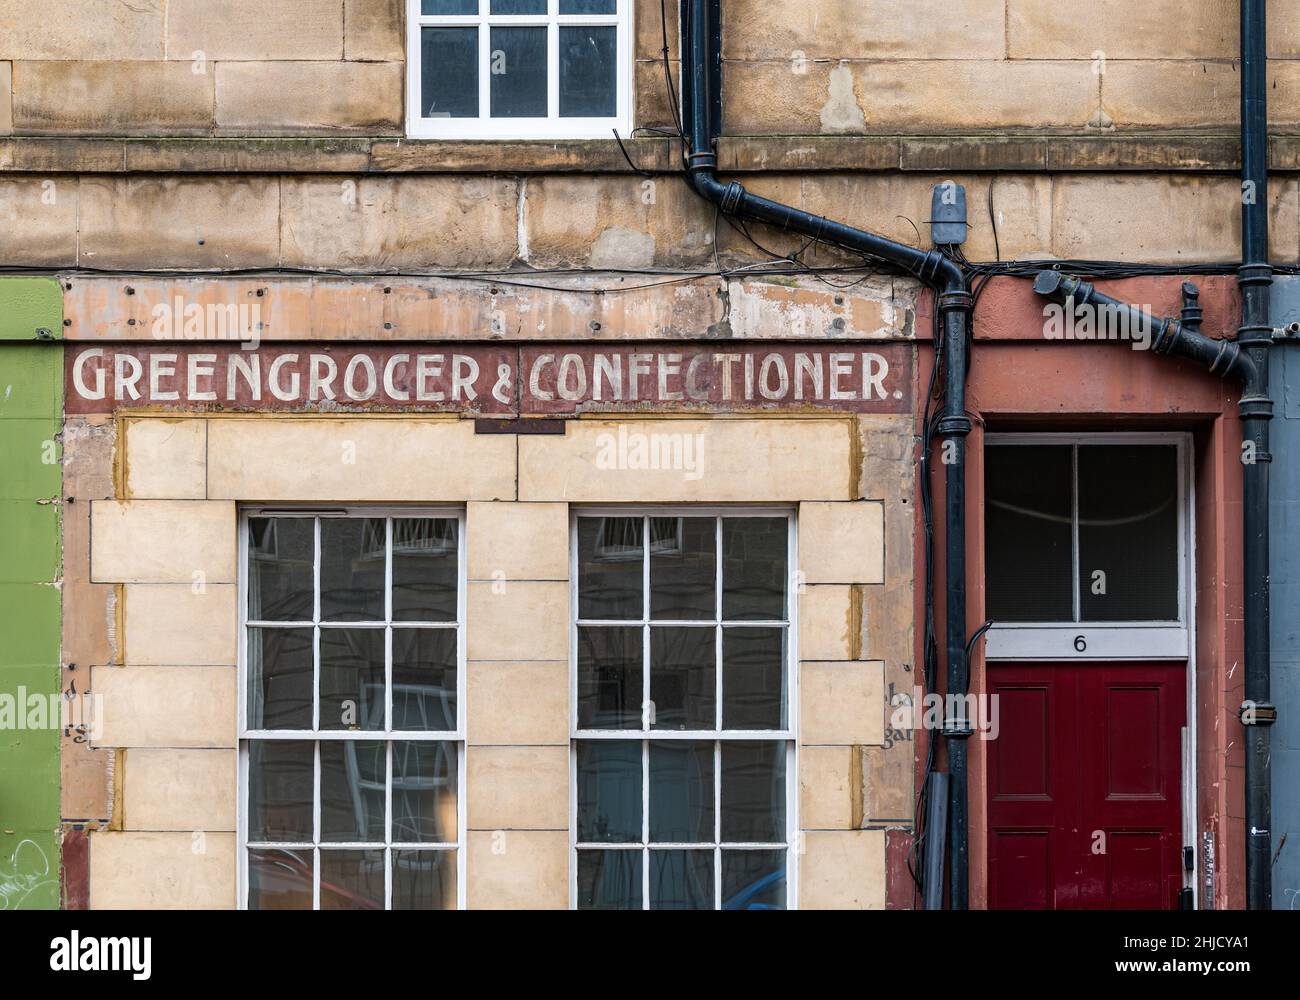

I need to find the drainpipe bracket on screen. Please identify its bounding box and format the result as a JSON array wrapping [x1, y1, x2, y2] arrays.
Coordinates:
[[942, 720, 975, 739], [1237, 323, 1276, 349], [1240, 702, 1277, 726]]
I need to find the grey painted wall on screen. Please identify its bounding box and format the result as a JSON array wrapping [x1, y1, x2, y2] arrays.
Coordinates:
[[1270, 276, 1300, 909]]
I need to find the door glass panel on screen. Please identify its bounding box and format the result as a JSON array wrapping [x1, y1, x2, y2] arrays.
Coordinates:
[[984, 444, 1074, 622], [1078, 445, 1179, 621]]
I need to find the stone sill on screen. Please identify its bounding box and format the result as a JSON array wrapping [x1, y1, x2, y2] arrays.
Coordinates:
[[3, 132, 1300, 174]]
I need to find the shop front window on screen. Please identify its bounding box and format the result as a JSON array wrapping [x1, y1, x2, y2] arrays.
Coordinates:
[[240, 510, 465, 909], [571, 511, 796, 909]]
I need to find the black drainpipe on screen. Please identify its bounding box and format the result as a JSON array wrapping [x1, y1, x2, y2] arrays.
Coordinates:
[[680, 0, 974, 908], [1237, 0, 1274, 912], [1036, 0, 1274, 910]]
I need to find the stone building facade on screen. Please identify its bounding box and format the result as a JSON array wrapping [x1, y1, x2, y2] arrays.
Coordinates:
[[1, 0, 1296, 910]]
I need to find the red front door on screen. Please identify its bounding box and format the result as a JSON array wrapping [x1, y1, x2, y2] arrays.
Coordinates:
[[986, 662, 1186, 909]]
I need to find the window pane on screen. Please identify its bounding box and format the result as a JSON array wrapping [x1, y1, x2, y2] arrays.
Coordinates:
[[577, 626, 642, 729], [722, 627, 786, 730], [392, 850, 457, 910], [578, 516, 643, 619], [722, 518, 787, 621], [649, 627, 715, 730], [492, 0, 546, 11], [1078, 444, 1179, 621], [650, 516, 715, 619], [392, 517, 458, 622], [423, 0, 476, 12], [576, 740, 641, 842], [561, 0, 617, 12], [320, 517, 385, 622], [320, 740, 386, 843], [392, 740, 458, 843], [649, 740, 713, 842], [392, 628, 457, 731], [720, 741, 785, 843], [247, 849, 313, 910], [247, 517, 313, 621], [421, 27, 479, 119], [247, 626, 313, 730], [560, 25, 616, 117], [721, 850, 787, 910], [490, 26, 547, 118], [577, 850, 641, 909], [319, 628, 385, 731], [247, 740, 313, 842], [650, 850, 713, 910], [319, 850, 385, 910], [984, 444, 1074, 622]]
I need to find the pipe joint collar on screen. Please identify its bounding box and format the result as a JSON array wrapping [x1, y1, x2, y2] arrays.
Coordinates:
[[1237, 263, 1274, 287], [937, 290, 973, 313], [1238, 394, 1275, 420], [935, 414, 973, 437], [1240, 701, 1277, 726], [1237, 323, 1276, 349]]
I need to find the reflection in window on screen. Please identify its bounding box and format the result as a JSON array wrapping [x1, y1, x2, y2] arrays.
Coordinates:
[[242, 512, 463, 909], [410, 0, 628, 138], [984, 441, 1181, 624], [573, 513, 794, 909]]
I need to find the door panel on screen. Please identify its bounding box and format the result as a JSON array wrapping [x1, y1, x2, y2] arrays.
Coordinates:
[[987, 662, 1185, 910]]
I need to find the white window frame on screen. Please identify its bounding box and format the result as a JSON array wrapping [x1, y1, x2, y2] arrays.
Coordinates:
[[982, 432, 1194, 662], [405, 0, 633, 140], [568, 506, 800, 910], [236, 506, 468, 910]]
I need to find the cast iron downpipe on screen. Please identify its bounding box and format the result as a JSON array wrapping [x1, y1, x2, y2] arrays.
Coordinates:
[[680, 0, 975, 908], [1237, 0, 1275, 912], [1035, 0, 1274, 910]]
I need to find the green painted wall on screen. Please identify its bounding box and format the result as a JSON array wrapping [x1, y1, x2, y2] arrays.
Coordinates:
[[0, 278, 63, 909]]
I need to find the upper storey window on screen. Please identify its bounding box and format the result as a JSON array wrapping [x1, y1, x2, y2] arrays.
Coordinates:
[[407, 0, 632, 139]]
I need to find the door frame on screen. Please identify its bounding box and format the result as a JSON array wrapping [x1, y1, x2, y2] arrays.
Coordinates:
[[980, 430, 1198, 908]]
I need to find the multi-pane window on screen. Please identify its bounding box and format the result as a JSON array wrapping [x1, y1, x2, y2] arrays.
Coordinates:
[[571, 512, 796, 910], [239, 511, 465, 910], [407, 0, 632, 139]]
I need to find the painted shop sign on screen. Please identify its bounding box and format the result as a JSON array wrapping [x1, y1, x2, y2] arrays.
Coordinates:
[[65, 344, 912, 415]]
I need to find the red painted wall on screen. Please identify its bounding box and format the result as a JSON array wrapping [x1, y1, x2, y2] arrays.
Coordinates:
[[906, 276, 1246, 910]]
